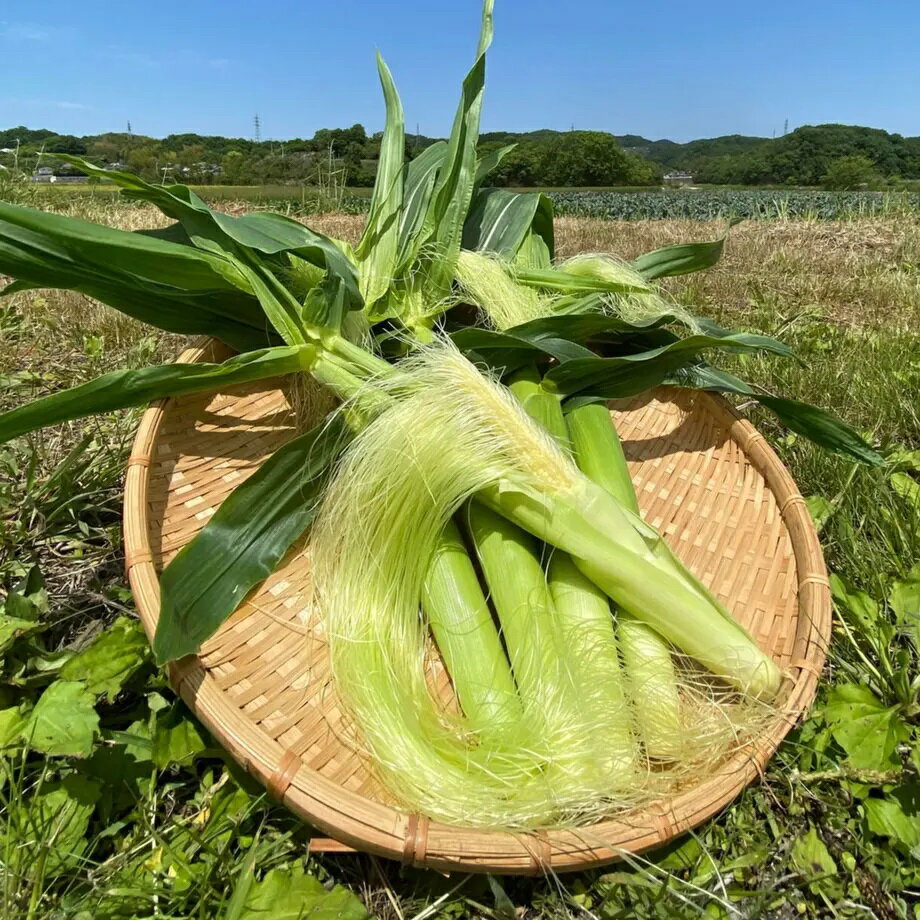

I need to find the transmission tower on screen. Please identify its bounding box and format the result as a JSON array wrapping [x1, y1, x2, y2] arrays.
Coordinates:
[[783, 118, 789, 136], [254, 113, 262, 143]]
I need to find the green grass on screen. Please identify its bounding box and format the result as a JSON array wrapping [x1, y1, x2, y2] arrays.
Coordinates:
[[0, 203, 918, 918]]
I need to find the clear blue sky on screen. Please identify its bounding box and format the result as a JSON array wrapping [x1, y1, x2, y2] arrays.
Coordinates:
[[4, 0, 919, 143]]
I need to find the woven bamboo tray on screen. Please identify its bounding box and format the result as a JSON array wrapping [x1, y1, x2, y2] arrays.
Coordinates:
[[124, 339, 830, 875]]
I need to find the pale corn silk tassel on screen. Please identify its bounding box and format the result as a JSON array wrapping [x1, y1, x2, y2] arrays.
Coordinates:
[[309, 341, 778, 829], [454, 247, 702, 332]]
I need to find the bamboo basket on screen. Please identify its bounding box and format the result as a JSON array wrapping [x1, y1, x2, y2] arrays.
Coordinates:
[[124, 339, 830, 875]]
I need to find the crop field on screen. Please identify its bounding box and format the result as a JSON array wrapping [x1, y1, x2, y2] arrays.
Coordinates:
[[37, 183, 920, 222], [1, 198, 919, 918], [550, 189, 920, 221]]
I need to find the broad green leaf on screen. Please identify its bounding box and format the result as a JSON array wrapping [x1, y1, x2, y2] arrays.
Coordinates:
[[55, 156, 361, 339], [23, 680, 100, 757], [891, 471, 920, 511], [15, 775, 101, 873], [0, 201, 273, 351], [155, 414, 348, 663], [889, 563, 920, 647], [544, 332, 793, 397], [823, 684, 909, 770], [355, 54, 405, 309], [0, 346, 311, 444], [60, 617, 149, 701], [3, 565, 49, 620], [0, 706, 29, 753], [239, 865, 369, 920], [863, 789, 920, 851], [791, 826, 837, 880], [664, 364, 883, 466], [805, 495, 834, 533], [830, 573, 881, 636], [632, 219, 740, 280], [396, 141, 446, 268], [474, 143, 516, 186], [462, 189, 554, 259], [515, 229, 553, 270], [0, 615, 44, 655], [407, 0, 494, 313], [151, 706, 207, 768]]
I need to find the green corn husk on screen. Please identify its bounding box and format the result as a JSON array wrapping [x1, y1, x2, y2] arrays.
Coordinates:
[[422, 518, 522, 729], [313, 342, 779, 827], [566, 403, 638, 513], [546, 551, 636, 775], [505, 366, 636, 774], [506, 364, 572, 449], [464, 502, 570, 726], [565, 402, 683, 759]]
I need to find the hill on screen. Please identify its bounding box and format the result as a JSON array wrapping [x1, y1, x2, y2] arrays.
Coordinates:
[[2, 123, 918, 188]]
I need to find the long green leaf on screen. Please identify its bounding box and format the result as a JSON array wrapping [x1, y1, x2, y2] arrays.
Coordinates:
[[410, 0, 494, 309], [666, 365, 883, 466], [473, 143, 515, 186], [0, 202, 273, 350], [55, 156, 361, 338], [544, 332, 794, 397], [461, 188, 554, 258], [154, 415, 348, 663], [0, 347, 312, 444], [396, 141, 446, 269], [355, 54, 405, 310], [632, 219, 740, 280]]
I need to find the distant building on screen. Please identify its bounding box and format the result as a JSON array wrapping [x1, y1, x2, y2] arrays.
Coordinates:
[[31, 165, 87, 183], [663, 170, 694, 185]]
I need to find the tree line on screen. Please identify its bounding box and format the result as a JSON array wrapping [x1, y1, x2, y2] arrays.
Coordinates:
[[2, 122, 918, 190]]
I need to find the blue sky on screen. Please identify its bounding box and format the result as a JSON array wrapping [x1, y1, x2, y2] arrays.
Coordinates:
[[4, 1, 919, 142]]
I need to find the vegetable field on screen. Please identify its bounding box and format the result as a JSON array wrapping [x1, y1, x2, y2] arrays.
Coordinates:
[[39, 185, 920, 222], [1, 202, 918, 918], [549, 189, 920, 221]]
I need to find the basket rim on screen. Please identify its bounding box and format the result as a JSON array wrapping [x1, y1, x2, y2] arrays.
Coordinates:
[[124, 339, 830, 875]]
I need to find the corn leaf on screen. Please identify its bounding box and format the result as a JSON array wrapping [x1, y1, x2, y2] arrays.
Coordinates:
[[355, 54, 405, 310], [474, 143, 515, 186], [462, 188, 554, 258], [632, 219, 740, 280], [55, 156, 361, 337], [662, 364, 883, 466], [396, 141, 446, 269], [0, 202, 274, 350], [154, 414, 348, 663], [543, 332, 794, 397], [408, 0, 494, 311], [0, 346, 311, 443]]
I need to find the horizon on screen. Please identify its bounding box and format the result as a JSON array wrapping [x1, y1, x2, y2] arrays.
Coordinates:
[[4, 122, 918, 148], [4, 0, 919, 143]]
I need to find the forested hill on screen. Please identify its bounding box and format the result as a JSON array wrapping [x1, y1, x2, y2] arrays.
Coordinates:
[[3, 122, 918, 188]]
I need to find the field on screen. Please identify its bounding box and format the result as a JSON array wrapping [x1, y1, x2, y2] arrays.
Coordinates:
[[34, 183, 920, 222], [1, 198, 919, 918]]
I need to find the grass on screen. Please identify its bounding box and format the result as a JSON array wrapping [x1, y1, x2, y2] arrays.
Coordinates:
[[0, 198, 918, 918]]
